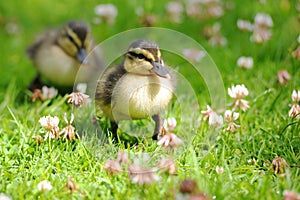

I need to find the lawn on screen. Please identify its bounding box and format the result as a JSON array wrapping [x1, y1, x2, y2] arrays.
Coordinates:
[[0, 0, 300, 199]]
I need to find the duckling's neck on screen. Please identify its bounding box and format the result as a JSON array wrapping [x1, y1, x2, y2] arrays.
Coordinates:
[[119, 63, 171, 99], [127, 72, 155, 77], [126, 73, 165, 99]]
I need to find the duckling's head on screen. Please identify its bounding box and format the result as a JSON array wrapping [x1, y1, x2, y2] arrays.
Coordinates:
[[124, 39, 170, 78], [57, 21, 91, 64]]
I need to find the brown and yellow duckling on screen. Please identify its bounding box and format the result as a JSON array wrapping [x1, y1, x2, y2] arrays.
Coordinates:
[[27, 21, 102, 92], [96, 39, 175, 141]]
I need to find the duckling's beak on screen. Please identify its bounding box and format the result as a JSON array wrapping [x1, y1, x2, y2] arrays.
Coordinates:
[[152, 61, 171, 79], [77, 48, 88, 64]]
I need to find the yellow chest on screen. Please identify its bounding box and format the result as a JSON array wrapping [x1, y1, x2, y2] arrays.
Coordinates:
[[111, 74, 173, 120], [34, 45, 93, 86]]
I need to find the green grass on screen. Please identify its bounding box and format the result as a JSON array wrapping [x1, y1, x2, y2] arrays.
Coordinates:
[[1, 0, 300, 199]]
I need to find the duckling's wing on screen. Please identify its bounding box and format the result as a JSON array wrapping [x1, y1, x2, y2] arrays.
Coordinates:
[[96, 64, 126, 104], [26, 29, 59, 60]]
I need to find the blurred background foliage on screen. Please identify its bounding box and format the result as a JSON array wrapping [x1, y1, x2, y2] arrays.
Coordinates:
[[0, 1, 300, 199], [0, 0, 299, 101]]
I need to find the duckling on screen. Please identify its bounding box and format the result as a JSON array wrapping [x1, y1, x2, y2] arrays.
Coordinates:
[[27, 21, 102, 92], [96, 39, 175, 140]]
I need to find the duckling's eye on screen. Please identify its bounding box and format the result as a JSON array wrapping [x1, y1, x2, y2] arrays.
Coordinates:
[[67, 34, 75, 43], [128, 52, 148, 61], [136, 54, 146, 60]]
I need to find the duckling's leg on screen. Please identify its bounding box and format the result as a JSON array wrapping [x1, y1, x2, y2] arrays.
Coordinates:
[[28, 74, 44, 91], [110, 121, 119, 141], [152, 114, 165, 140]]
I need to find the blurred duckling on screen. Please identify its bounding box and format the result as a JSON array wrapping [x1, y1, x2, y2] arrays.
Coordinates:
[[27, 21, 102, 92], [96, 39, 175, 140]]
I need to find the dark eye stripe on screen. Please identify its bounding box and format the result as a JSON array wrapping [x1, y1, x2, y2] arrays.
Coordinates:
[[67, 34, 81, 49], [128, 52, 151, 62], [67, 34, 75, 43]]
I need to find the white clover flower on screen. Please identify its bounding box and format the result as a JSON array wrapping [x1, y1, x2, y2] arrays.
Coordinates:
[[254, 13, 273, 28], [288, 104, 300, 118], [67, 92, 90, 107], [207, 4, 224, 18], [237, 56, 253, 69], [228, 84, 249, 99], [94, 4, 118, 24], [201, 105, 214, 121], [249, 13, 273, 43], [166, 1, 183, 23], [209, 35, 227, 46], [203, 23, 227, 46], [37, 180, 53, 192], [289, 90, 300, 118], [157, 133, 183, 151], [183, 48, 206, 62], [164, 117, 177, 131], [201, 105, 223, 128], [32, 86, 58, 101], [224, 110, 239, 122], [237, 19, 253, 32], [277, 70, 291, 85], [208, 112, 224, 128], [185, 0, 224, 18], [291, 90, 300, 103], [224, 123, 240, 132], [251, 28, 272, 43], [166, 2, 183, 14], [204, 22, 221, 37], [297, 35, 300, 44], [60, 113, 77, 140], [237, 13, 273, 44], [39, 115, 60, 139], [185, 1, 200, 18], [271, 157, 289, 174], [41, 86, 58, 100], [39, 115, 59, 130], [224, 110, 240, 132]]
